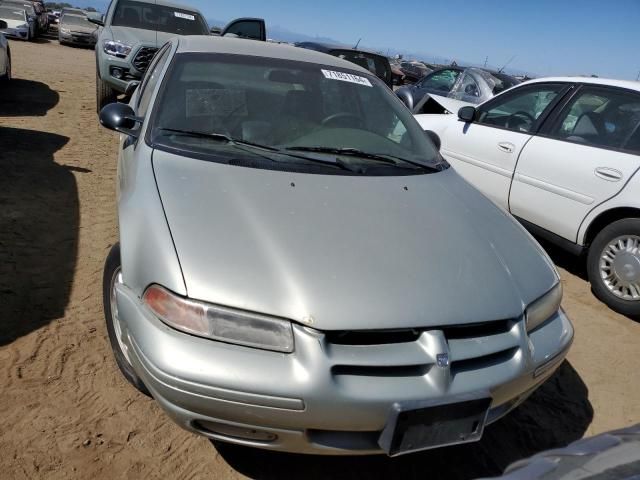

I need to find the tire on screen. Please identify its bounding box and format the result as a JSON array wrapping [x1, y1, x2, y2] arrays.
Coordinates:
[[103, 243, 151, 395], [587, 218, 640, 318], [96, 69, 117, 113], [0, 50, 10, 82]]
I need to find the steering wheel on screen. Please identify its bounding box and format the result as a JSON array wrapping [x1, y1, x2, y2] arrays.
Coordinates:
[[506, 111, 535, 131], [321, 112, 364, 129]]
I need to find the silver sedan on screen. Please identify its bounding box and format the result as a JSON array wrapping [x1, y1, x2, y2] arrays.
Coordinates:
[[98, 35, 573, 456]]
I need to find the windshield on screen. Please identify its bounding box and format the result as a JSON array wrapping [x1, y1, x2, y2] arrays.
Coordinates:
[[150, 53, 442, 175], [0, 7, 26, 20], [112, 0, 208, 35], [60, 14, 93, 27]]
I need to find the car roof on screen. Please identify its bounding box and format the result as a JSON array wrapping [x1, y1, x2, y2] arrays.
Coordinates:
[[296, 41, 387, 59], [176, 36, 372, 74], [522, 76, 640, 92], [122, 0, 201, 11]]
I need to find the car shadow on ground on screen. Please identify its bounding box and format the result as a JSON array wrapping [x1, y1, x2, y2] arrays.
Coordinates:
[[536, 238, 588, 282], [0, 127, 78, 346], [213, 361, 592, 480], [0, 78, 59, 116]]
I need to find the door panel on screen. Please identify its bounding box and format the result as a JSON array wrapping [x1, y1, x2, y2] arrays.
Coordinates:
[[509, 137, 640, 242], [440, 123, 531, 210], [510, 86, 640, 243]]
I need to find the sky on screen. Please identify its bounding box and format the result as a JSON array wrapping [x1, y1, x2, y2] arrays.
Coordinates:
[[74, 0, 640, 80]]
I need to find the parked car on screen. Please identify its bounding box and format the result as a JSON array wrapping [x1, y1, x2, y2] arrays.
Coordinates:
[[415, 77, 640, 316], [47, 9, 59, 25], [296, 41, 394, 88], [397, 67, 520, 112], [90, 0, 265, 111], [4, 0, 46, 34], [0, 5, 31, 40], [399, 60, 431, 84], [0, 0, 36, 39], [58, 13, 97, 47], [483, 424, 640, 480], [0, 21, 11, 81], [60, 7, 85, 17], [97, 35, 573, 456]]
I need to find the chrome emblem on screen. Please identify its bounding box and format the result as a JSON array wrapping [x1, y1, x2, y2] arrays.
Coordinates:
[[436, 353, 450, 368]]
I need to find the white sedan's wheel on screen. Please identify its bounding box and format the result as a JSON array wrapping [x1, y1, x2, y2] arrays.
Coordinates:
[[599, 235, 640, 301]]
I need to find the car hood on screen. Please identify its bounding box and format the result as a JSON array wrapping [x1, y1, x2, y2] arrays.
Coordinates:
[[152, 150, 558, 331], [427, 94, 474, 114], [65, 24, 97, 34], [108, 25, 176, 47], [1, 18, 28, 29]]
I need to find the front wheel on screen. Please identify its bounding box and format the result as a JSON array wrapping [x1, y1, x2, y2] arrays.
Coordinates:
[[96, 69, 117, 113], [0, 51, 10, 82], [103, 243, 150, 395], [587, 218, 640, 318]]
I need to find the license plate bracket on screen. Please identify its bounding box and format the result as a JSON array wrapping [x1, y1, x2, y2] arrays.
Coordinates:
[[378, 393, 491, 456]]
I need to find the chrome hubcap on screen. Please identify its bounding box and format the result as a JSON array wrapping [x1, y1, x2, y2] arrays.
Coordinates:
[[110, 268, 132, 364], [600, 235, 640, 301]]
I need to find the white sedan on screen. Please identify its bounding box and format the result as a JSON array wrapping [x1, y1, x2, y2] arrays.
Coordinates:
[[0, 20, 11, 81], [416, 77, 640, 317]]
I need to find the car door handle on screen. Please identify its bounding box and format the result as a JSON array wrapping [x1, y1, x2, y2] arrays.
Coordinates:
[[594, 167, 623, 182], [497, 142, 515, 153]]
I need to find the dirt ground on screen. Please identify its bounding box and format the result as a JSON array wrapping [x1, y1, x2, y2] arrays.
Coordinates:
[[0, 38, 638, 480]]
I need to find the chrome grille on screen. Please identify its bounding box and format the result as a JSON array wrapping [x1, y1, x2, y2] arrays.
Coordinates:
[[132, 47, 158, 72]]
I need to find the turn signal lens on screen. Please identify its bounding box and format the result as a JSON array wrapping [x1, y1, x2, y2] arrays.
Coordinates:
[[143, 285, 294, 353]]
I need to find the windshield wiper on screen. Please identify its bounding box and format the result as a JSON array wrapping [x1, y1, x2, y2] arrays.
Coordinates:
[[156, 128, 357, 172], [157, 127, 281, 152], [284, 146, 441, 171]]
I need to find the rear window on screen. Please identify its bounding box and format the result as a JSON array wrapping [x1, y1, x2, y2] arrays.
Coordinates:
[[111, 0, 208, 35]]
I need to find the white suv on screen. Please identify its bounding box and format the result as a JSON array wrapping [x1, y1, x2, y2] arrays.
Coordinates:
[[416, 77, 640, 317]]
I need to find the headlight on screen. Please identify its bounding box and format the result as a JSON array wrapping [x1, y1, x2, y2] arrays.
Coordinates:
[[60, 27, 70, 34], [103, 40, 132, 58], [525, 282, 563, 332], [143, 285, 294, 353]]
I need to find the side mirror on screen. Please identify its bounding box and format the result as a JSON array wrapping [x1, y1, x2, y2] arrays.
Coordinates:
[[88, 16, 104, 27], [458, 106, 477, 123], [221, 17, 266, 41], [425, 130, 441, 151], [124, 80, 140, 97], [99, 103, 142, 137], [0, 20, 7, 29]]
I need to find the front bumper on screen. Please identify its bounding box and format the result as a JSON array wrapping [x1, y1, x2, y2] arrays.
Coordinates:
[[59, 31, 96, 46], [98, 44, 155, 93], [1, 28, 29, 40], [116, 285, 573, 455]]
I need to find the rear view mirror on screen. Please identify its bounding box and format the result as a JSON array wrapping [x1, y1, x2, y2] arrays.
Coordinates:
[[425, 130, 441, 151], [0, 20, 7, 29], [221, 17, 266, 41], [458, 106, 477, 122], [99, 103, 142, 138], [88, 16, 104, 27]]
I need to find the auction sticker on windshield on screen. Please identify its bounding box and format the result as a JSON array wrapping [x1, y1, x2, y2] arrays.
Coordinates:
[[321, 69, 372, 87], [174, 12, 195, 20]]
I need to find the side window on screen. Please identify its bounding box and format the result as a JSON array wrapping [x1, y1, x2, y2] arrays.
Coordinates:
[[137, 45, 171, 117], [420, 69, 460, 93], [450, 72, 480, 100], [549, 87, 640, 153], [477, 84, 564, 133]]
